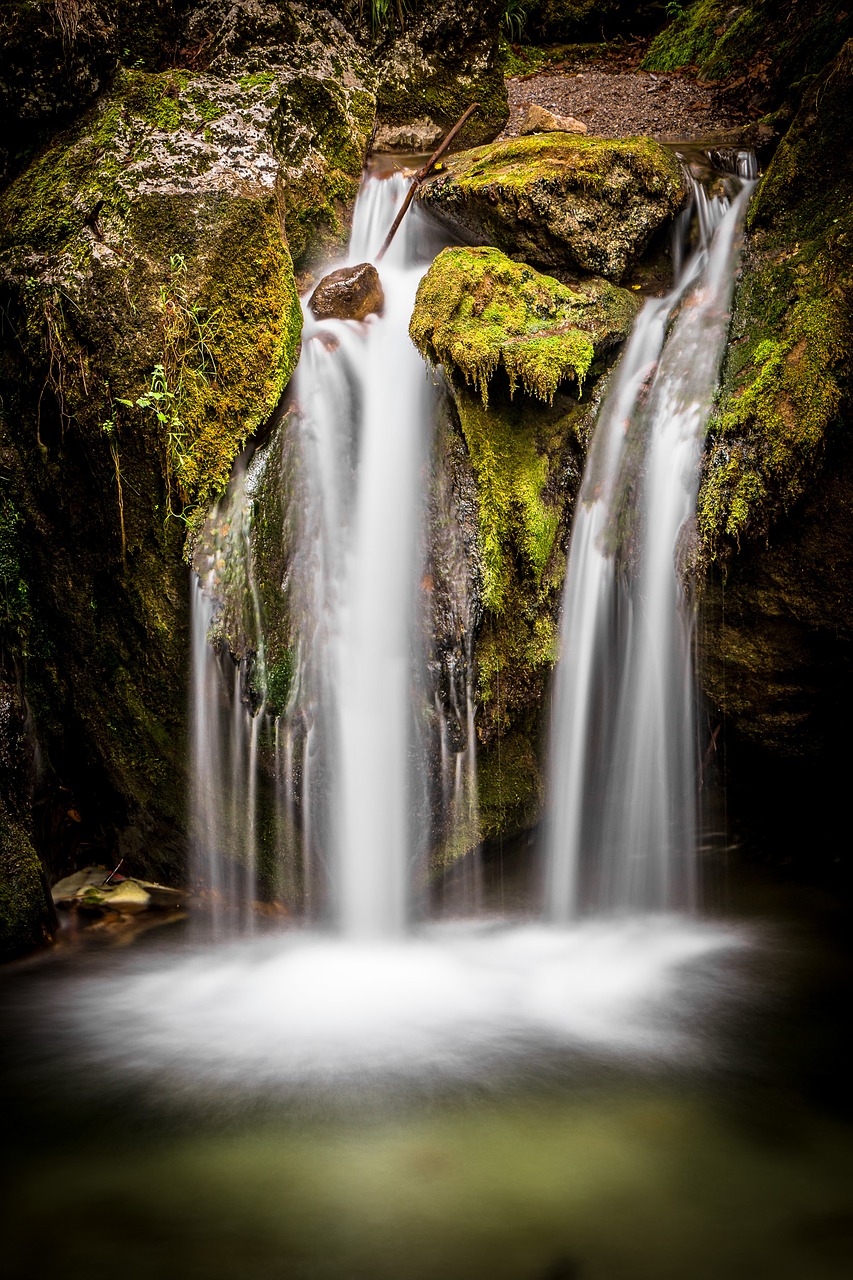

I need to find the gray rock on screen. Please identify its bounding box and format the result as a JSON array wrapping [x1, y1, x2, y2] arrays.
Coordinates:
[[519, 104, 587, 135]]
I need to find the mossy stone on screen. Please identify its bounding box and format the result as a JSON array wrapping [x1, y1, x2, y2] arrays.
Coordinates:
[[411, 246, 640, 408], [417, 133, 688, 281]]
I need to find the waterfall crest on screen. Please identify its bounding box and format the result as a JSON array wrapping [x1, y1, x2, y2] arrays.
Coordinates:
[[545, 161, 755, 921]]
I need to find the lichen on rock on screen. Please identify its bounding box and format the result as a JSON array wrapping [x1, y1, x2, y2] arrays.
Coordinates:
[[417, 132, 688, 280]]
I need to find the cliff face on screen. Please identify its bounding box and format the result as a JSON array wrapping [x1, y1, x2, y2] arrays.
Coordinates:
[[696, 41, 853, 870]]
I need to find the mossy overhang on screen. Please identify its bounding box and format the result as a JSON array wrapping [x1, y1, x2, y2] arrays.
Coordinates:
[[416, 132, 688, 281], [410, 246, 640, 406]]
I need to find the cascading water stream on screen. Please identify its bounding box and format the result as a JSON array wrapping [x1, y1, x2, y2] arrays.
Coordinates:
[[190, 169, 447, 938], [546, 161, 755, 921]]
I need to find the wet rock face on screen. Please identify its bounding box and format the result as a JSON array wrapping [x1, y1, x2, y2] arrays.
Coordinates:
[[0, 677, 55, 960], [696, 41, 853, 869], [359, 0, 509, 149], [309, 263, 384, 322], [417, 133, 688, 281], [0, 64, 307, 887]]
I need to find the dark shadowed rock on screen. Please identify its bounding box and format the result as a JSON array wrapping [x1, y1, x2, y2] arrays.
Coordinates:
[[309, 263, 385, 322]]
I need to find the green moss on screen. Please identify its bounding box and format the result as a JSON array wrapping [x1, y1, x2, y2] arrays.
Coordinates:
[[643, 0, 852, 91], [444, 131, 682, 201], [0, 804, 53, 961], [411, 246, 638, 407], [698, 40, 853, 561], [476, 727, 545, 843]]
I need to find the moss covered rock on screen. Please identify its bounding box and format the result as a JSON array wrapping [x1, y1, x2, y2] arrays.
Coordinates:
[[417, 133, 688, 281], [411, 246, 639, 407], [696, 41, 853, 865], [0, 65, 306, 888], [0, 1, 183, 183], [182, 1, 377, 272]]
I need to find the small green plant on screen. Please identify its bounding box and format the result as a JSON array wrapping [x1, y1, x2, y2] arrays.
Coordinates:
[[100, 408, 127, 567], [503, 0, 529, 42], [118, 254, 220, 524], [359, 0, 408, 30], [665, 1, 685, 19]]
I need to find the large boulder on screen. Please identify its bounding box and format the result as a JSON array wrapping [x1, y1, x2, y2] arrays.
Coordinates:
[[178, 2, 377, 272], [417, 133, 688, 281], [697, 41, 853, 870], [0, 66, 305, 895]]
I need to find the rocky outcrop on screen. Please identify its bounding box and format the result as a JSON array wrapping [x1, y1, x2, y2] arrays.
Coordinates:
[[697, 40, 853, 866], [643, 0, 852, 115], [0, 1, 184, 184], [356, 0, 509, 150], [417, 133, 688, 281], [411, 246, 638, 406], [0, 63, 306, 917], [413, 248, 638, 846]]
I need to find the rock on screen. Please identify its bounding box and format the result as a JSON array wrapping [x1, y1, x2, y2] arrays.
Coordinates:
[[410, 246, 640, 405], [697, 41, 853, 870], [519, 104, 587, 136], [79, 880, 152, 914], [373, 120, 445, 152], [413, 247, 637, 848], [417, 133, 688, 281], [0, 64, 307, 886], [0, 677, 55, 960], [309, 263, 385, 322], [359, 0, 509, 150], [51, 867, 111, 906]]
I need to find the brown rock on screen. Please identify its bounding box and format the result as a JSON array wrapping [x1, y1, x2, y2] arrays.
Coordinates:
[[520, 103, 588, 136], [309, 263, 385, 322]]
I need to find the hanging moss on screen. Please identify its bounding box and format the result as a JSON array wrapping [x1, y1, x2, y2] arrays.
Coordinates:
[[411, 246, 639, 408]]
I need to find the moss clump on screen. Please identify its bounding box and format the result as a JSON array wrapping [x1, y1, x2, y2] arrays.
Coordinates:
[[411, 247, 639, 408], [698, 40, 853, 560], [418, 133, 687, 280]]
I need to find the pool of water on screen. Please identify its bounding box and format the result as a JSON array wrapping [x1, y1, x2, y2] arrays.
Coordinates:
[[2, 866, 852, 1280]]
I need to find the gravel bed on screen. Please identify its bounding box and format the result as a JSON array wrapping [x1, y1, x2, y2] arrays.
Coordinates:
[[504, 67, 752, 143]]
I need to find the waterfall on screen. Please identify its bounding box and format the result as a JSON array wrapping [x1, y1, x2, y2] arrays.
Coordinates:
[[545, 161, 755, 921], [189, 170, 444, 938]]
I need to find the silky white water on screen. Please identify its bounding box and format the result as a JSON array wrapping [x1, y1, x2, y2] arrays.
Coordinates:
[[546, 165, 755, 920]]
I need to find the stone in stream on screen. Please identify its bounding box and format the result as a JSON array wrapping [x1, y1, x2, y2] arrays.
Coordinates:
[[309, 263, 385, 322], [520, 104, 588, 135], [51, 866, 186, 915]]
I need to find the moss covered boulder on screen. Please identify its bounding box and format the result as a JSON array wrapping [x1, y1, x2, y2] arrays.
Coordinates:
[[0, 65, 306, 891], [0, 1, 182, 183], [411, 246, 640, 407], [414, 248, 638, 847], [696, 41, 853, 868], [417, 133, 688, 281]]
